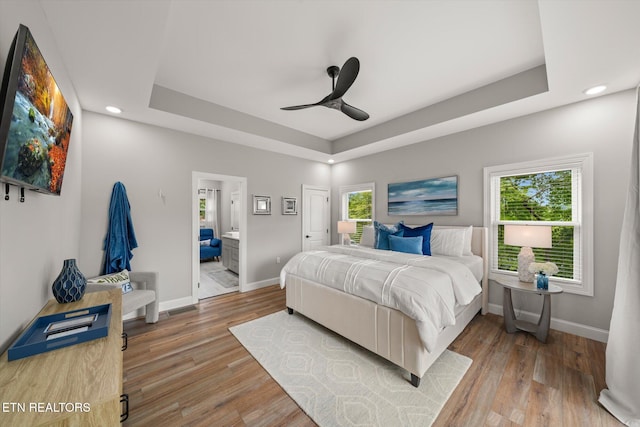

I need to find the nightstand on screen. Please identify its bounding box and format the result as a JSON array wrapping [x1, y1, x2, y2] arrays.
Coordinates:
[[495, 276, 563, 343]]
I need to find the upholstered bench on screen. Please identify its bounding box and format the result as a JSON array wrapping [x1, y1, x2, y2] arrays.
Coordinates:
[[86, 271, 159, 323]]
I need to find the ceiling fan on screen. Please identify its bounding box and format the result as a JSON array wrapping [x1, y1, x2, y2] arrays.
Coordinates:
[[281, 57, 369, 121]]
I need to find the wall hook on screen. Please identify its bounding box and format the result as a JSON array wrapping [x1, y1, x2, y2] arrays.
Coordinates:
[[20, 187, 25, 203], [4, 183, 9, 201]]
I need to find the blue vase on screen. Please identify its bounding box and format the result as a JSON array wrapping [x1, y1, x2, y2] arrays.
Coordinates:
[[536, 272, 549, 290], [52, 259, 86, 303]]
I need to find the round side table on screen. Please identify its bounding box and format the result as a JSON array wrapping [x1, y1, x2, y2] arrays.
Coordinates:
[[495, 276, 563, 343]]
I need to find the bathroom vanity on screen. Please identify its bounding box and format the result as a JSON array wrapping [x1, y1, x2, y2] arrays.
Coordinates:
[[222, 232, 239, 274]]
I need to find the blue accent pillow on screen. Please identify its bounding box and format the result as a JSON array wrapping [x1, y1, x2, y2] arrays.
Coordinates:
[[373, 221, 404, 250], [388, 235, 423, 255], [400, 223, 433, 255]]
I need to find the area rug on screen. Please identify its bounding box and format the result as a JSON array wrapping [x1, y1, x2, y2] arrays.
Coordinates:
[[229, 310, 471, 427], [206, 269, 238, 288]]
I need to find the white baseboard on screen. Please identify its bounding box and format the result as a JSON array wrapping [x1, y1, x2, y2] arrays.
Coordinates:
[[123, 296, 195, 321], [488, 303, 609, 343], [242, 277, 279, 292], [122, 312, 138, 321], [160, 296, 195, 312]]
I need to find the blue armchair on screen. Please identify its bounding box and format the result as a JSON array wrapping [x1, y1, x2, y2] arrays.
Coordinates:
[[200, 228, 222, 261]]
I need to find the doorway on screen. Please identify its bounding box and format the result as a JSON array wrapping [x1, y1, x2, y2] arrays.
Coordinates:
[[192, 171, 247, 303]]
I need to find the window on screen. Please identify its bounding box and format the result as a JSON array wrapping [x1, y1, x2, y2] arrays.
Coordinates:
[[339, 183, 375, 244], [198, 190, 206, 224], [484, 154, 593, 296]]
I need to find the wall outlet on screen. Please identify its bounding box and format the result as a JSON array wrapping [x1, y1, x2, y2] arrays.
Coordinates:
[[276, 256, 281, 264]]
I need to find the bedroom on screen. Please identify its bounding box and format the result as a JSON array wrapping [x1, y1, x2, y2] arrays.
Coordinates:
[[0, 0, 637, 426]]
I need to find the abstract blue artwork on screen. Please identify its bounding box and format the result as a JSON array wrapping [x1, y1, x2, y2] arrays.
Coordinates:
[[388, 176, 458, 215]]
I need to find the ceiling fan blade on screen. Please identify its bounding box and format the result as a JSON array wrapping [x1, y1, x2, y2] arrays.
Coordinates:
[[329, 57, 360, 100], [280, 103, 319, 110], [282, 93, 332, 110], [341, 101, 369, 121]]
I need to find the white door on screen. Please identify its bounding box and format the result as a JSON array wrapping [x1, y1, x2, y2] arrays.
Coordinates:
[[302, 185, 330, 251]]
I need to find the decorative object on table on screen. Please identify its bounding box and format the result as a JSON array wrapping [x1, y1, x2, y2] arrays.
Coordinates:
[[528, 262, 558, 290], [252, 195, 271, 215], [503, 224, 552, 282], [52, 259, 87, 303], [388, 176, 458, 216], [281, 196, 297, 215], [337, 220, 356, 245], [43, 313, 97, 335], [535, 273, 548, 290], [7, 303, 112, 361], [102, 181, 137, 275]]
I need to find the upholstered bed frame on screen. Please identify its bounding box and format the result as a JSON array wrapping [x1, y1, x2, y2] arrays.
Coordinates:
[[285, 226, 489, 387]]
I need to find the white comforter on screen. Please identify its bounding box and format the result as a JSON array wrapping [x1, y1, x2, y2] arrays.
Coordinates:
[[280, 245, 481, 352]]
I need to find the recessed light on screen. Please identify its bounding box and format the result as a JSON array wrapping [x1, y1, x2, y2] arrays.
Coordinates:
[[584, 85, 607, 96], [328, 159, 335, 164], [106, 106, 122, 114]]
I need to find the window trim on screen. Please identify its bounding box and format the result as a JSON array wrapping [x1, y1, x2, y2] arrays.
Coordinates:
[[339, 182, 375, 242], [483, 153, 594, 296]]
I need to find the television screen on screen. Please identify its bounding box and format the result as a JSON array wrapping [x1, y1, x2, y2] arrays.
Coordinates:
[[0, 24, 74, 195]]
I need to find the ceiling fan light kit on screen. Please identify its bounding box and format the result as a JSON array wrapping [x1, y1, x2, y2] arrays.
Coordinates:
[[281, 57, 370, 121]]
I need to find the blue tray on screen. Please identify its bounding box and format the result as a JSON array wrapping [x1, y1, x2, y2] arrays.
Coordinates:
[[8, 303, 112, 361]]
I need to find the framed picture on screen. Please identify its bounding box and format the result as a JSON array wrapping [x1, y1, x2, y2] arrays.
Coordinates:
[[282, 196, 297, 215], [253, 195, 271, 215], [388, 175, 458, 215]]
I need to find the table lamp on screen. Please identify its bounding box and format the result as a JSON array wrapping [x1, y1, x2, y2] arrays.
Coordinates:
[[337, 221, 357, 245], [504, 225, 552, 282]]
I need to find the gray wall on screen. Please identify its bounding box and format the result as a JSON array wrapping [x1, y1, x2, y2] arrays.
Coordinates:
[[80, 112, 330, 303], [0, 2, 83, 351], [331, 89, 635, 332]]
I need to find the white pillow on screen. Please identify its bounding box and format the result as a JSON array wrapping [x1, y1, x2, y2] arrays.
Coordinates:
[[463, 226, 473, 256], [431, 228, 467, 257], [87, 270, 133, 294], [360, 225, 375, 248], [200, 239, 211, 246]]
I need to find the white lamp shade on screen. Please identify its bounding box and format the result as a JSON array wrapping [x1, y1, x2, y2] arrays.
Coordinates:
[[337, 221, 357, 234], [504, 225, 552, 249]]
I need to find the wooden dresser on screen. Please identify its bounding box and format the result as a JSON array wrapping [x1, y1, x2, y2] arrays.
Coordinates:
[[0, 288, 124, 426]]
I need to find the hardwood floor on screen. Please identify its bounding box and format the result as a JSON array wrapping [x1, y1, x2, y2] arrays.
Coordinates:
[[122, 285, 621, 427]]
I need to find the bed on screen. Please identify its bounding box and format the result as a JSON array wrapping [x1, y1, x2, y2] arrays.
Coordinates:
[[280, 225, 488, 387]]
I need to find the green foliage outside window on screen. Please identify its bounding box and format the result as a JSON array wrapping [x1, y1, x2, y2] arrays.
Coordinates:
[[348, 191, 372, 219], [199, 198, 206, 221], [498, 171, 574, 279], [347, 190, 372, 243]]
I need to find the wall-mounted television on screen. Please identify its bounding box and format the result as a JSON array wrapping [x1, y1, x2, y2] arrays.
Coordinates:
[[0, 24, 74, 196]]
